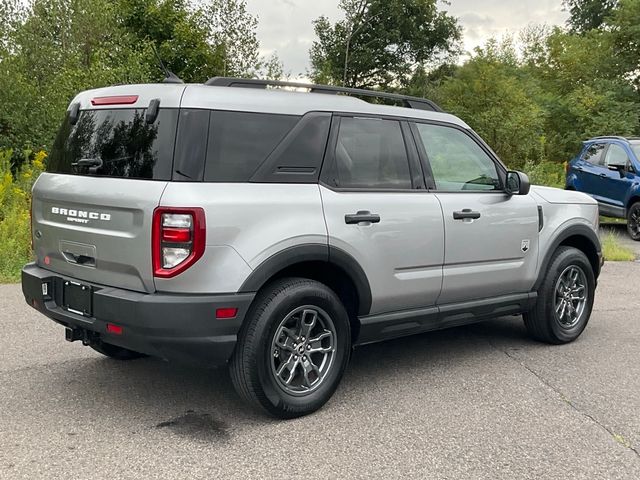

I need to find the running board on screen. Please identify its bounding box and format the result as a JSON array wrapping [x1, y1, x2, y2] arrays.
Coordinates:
[[355, 292, 536, 346]]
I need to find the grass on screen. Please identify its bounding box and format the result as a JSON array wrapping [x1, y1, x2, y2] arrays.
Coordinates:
[[600, 216, 626, 225], [601, 231, 636, 262]]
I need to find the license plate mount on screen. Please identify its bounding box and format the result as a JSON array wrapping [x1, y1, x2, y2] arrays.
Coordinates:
[[63, 281, 92, 317]]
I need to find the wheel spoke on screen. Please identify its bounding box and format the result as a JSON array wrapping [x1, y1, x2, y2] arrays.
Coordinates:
[[301, 358, 321, 388], [276, 354, 297, 378], [284, 358, 300, 385], [308, 330, 334, 354], [299, 309, 317, 338], [275, 333, 295, 353]]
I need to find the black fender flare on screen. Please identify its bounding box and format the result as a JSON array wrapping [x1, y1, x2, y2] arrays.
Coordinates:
[[533, 224, 602, 291], [239, 243, 372, 316]]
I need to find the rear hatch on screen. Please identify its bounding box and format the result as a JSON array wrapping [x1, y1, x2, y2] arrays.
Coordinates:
[[32, 85, 185, 292]]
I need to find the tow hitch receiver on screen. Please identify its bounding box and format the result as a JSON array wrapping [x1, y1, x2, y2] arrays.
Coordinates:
[[65, 327, 98, 345], [65, 327, 84, 342]]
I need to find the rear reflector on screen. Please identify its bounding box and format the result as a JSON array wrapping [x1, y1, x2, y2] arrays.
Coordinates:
[[91, 95, 139, 106], [106, 323, 123, 335], [216, 308, 238, 319]]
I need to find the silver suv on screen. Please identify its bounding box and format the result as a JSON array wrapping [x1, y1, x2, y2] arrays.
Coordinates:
[[22, 78, 603, 418]]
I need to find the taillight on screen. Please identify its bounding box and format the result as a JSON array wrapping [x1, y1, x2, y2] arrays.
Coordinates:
[[152, 207, 206, 278]]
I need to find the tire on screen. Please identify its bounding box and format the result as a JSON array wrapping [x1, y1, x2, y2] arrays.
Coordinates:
[[627, 202, 640, 241], [523, 246, 595, 344], [230, 277, 351, 419], [90, 342, 147, 360]]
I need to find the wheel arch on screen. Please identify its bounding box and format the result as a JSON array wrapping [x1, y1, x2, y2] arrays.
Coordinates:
[[626, 194, 640, 211], [239, 244, 372, 323], [534, 224, 602, 291]]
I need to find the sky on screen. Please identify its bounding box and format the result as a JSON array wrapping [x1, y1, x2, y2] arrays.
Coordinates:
[[244, 0, 569, 77]]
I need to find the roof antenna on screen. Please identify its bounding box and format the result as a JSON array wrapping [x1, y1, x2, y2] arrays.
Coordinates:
[[150, 44, 184, 84]]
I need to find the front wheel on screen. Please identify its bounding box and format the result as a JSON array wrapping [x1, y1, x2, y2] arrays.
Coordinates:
[[627, 202, 640, 241], [230, 278, 351, 419], [523, 246, 595, 344]]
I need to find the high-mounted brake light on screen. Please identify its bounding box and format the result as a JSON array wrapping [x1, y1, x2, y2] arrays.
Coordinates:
[[91, 95, 139, 106], [153, 207, 206, 278]]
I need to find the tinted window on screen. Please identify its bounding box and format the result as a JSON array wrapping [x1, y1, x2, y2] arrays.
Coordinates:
[[48, 109, 178, 180], [332, 117, 412, 189], [630, 143, 640, 161], [415, 123, 500, 191], [604, 144, 629, 167], [204, 111, 299, 182], [173, 109, 210, 181], [583, 143, 606, 165]]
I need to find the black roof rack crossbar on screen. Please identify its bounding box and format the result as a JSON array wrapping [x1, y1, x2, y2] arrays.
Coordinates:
[[204, 77, 443, 112]]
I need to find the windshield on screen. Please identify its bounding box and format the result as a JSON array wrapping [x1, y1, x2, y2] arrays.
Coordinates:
[[48, 108, 178, 180]]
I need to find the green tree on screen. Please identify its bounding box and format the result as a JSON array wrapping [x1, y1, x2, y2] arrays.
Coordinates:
[[118, 0, 224, 82], [309, 0, 461, 88], [200, 0, 260, 77], [607, 0, 640, 90], [563, 0, 618, 33], [435, 39, 545, 169]]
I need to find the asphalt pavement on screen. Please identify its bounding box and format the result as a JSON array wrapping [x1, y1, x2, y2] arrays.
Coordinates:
[[1, 261, 639, 479]]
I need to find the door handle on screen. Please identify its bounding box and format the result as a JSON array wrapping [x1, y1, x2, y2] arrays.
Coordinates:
[[599, 173, 607, 177], [575, 166, 584, 172], [345, 211, 381, 224], [453, 209, 481, 220]]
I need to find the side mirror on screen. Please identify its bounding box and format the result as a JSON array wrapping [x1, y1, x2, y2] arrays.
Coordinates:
[[607, 163, 626, 174], [505, 171, 530, 196]]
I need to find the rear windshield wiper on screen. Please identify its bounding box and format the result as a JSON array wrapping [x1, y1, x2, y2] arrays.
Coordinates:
[[72, 157, 103, 168]]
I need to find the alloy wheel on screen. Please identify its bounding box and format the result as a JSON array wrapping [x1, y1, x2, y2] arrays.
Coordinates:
[[553, 265, 588, 328], [270, 306, 337, 396]]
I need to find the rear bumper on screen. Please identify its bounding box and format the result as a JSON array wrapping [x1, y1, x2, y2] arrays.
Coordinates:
[[21, 263, 254, 366]]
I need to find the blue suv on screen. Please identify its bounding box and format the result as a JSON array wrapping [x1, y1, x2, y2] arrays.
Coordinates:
[[566, 136, 640, 240]]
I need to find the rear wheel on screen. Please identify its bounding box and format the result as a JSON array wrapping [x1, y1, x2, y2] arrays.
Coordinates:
[[627, 202, 640, 241], [523, 246, 595, 344], [90, 342, 147, 360], [230, 278, 351, 419]]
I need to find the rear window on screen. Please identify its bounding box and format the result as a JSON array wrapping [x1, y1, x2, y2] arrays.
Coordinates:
[[631, 142, 640, 160], [204, 111, 300, 182], [48, 109, 178, 180]]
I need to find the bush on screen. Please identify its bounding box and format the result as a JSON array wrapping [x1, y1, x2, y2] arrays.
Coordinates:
[[0, 149, 44, 282], [523, 160, 566, 188]]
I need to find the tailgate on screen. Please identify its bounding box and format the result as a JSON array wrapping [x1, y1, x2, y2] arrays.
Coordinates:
[[32, 173, 166, 292]]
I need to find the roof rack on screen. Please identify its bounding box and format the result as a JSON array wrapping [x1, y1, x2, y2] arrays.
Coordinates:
[[204, 77, 443, 112], [589, 136, 633, 142]]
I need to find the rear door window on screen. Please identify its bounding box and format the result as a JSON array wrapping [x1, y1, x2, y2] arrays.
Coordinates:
[[203, 111, 300, 182], [330, 117, 412, 189], [582, 143, 607, 166], [48, 109, 178, 180]]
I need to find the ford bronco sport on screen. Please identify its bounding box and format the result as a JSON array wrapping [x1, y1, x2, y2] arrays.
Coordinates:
[[22, 78, 602, 418]]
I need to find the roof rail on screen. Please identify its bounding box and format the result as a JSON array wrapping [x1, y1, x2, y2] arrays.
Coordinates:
[[588, 136, 631, 142], [204, 77, 443, 112]]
